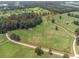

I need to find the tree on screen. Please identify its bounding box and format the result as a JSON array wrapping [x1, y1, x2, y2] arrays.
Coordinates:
[[52, 19, 55, 23], [0, 13, 43, 34], [35, 46, 44, 56], [67, 13, 71, 16], [73, 21, 79, 26], [59, 16, 62, 19], [55, 26, 58, 30], [10, 33, 21, 41], [76, 37, 79, 45], [63, 53, 69, 58], [75, 28, 79, 36], [74, 28, 79, 45]]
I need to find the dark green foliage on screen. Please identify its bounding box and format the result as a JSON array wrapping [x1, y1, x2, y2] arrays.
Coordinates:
[[59, 16, 62, 19], [68, 13, 79, 18], [73, 21, 79, 26], [75, 28, 79, 45], [52, 19, 55, 23], [10, 33, 21, 41], [76, 37, 79, 45], [35, 47, 44, 56], [55, 26, 58, 30], [9, 13, 36, 20], [67, 13, 71, 16], [75, 28, 79, 36], [75, 28, 79, 33], [63, 53, 69, 58], [0, 13, 42, 34]]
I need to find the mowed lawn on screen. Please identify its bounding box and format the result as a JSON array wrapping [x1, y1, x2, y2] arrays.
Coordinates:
[[0, 34, 61, 58], [10, 15, 73, 53]]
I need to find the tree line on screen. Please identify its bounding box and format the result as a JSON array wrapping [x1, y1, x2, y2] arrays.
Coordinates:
[[73, 21, 79, 26], [67, 13, 79, 18], [0, 13, 42, 34]]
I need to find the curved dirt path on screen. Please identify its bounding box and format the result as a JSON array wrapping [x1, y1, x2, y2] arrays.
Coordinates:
[[73, 36, 79, 58], [73, 37, 78, 57], [5, 23, 78, 57], [55, 23, 79, 57], [5, 33, 64, 56]]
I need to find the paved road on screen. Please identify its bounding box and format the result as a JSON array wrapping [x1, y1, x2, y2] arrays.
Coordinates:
[[5, 33, 64, 56]]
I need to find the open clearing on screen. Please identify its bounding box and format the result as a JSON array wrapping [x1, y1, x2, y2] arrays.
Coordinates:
[[10, 13, 76, 53]]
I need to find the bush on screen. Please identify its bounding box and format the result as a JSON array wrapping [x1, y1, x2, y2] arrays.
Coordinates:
[[35, 46, 44, 56], [63, 53, 69, 58], [75, 28, 79, 36], [52, 19, 55, 23], [73, 21, 79, 26], [76, 37, 79, 45], [59, 16, 62, 19], [74, 28, 79, 45], [55, 26, 58, 30], [10, 33, 21, 41]]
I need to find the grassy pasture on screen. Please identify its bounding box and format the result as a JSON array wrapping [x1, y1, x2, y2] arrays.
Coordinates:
[[0, 34, 61, 58], [10, 14, 74, 53]]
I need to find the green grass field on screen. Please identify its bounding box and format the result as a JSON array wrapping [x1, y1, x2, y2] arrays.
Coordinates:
[[0, 7, 79, 57], [0, 34, 61, 58], [9, 14, 74, 53], [0, 7, 62, 58], [53, 13, 79, 55], [53, 13, 79, 32]]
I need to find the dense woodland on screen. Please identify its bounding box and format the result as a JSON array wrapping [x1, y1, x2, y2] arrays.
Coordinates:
[[0, 13, 42, 34]]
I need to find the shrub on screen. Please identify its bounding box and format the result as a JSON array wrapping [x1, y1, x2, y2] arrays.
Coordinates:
[[63, 53, 69, 58], [73, 21, 79, 26], [10, 33, 21, 41], [35, 46, 44, 56], [76, 37, 79, 45]]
